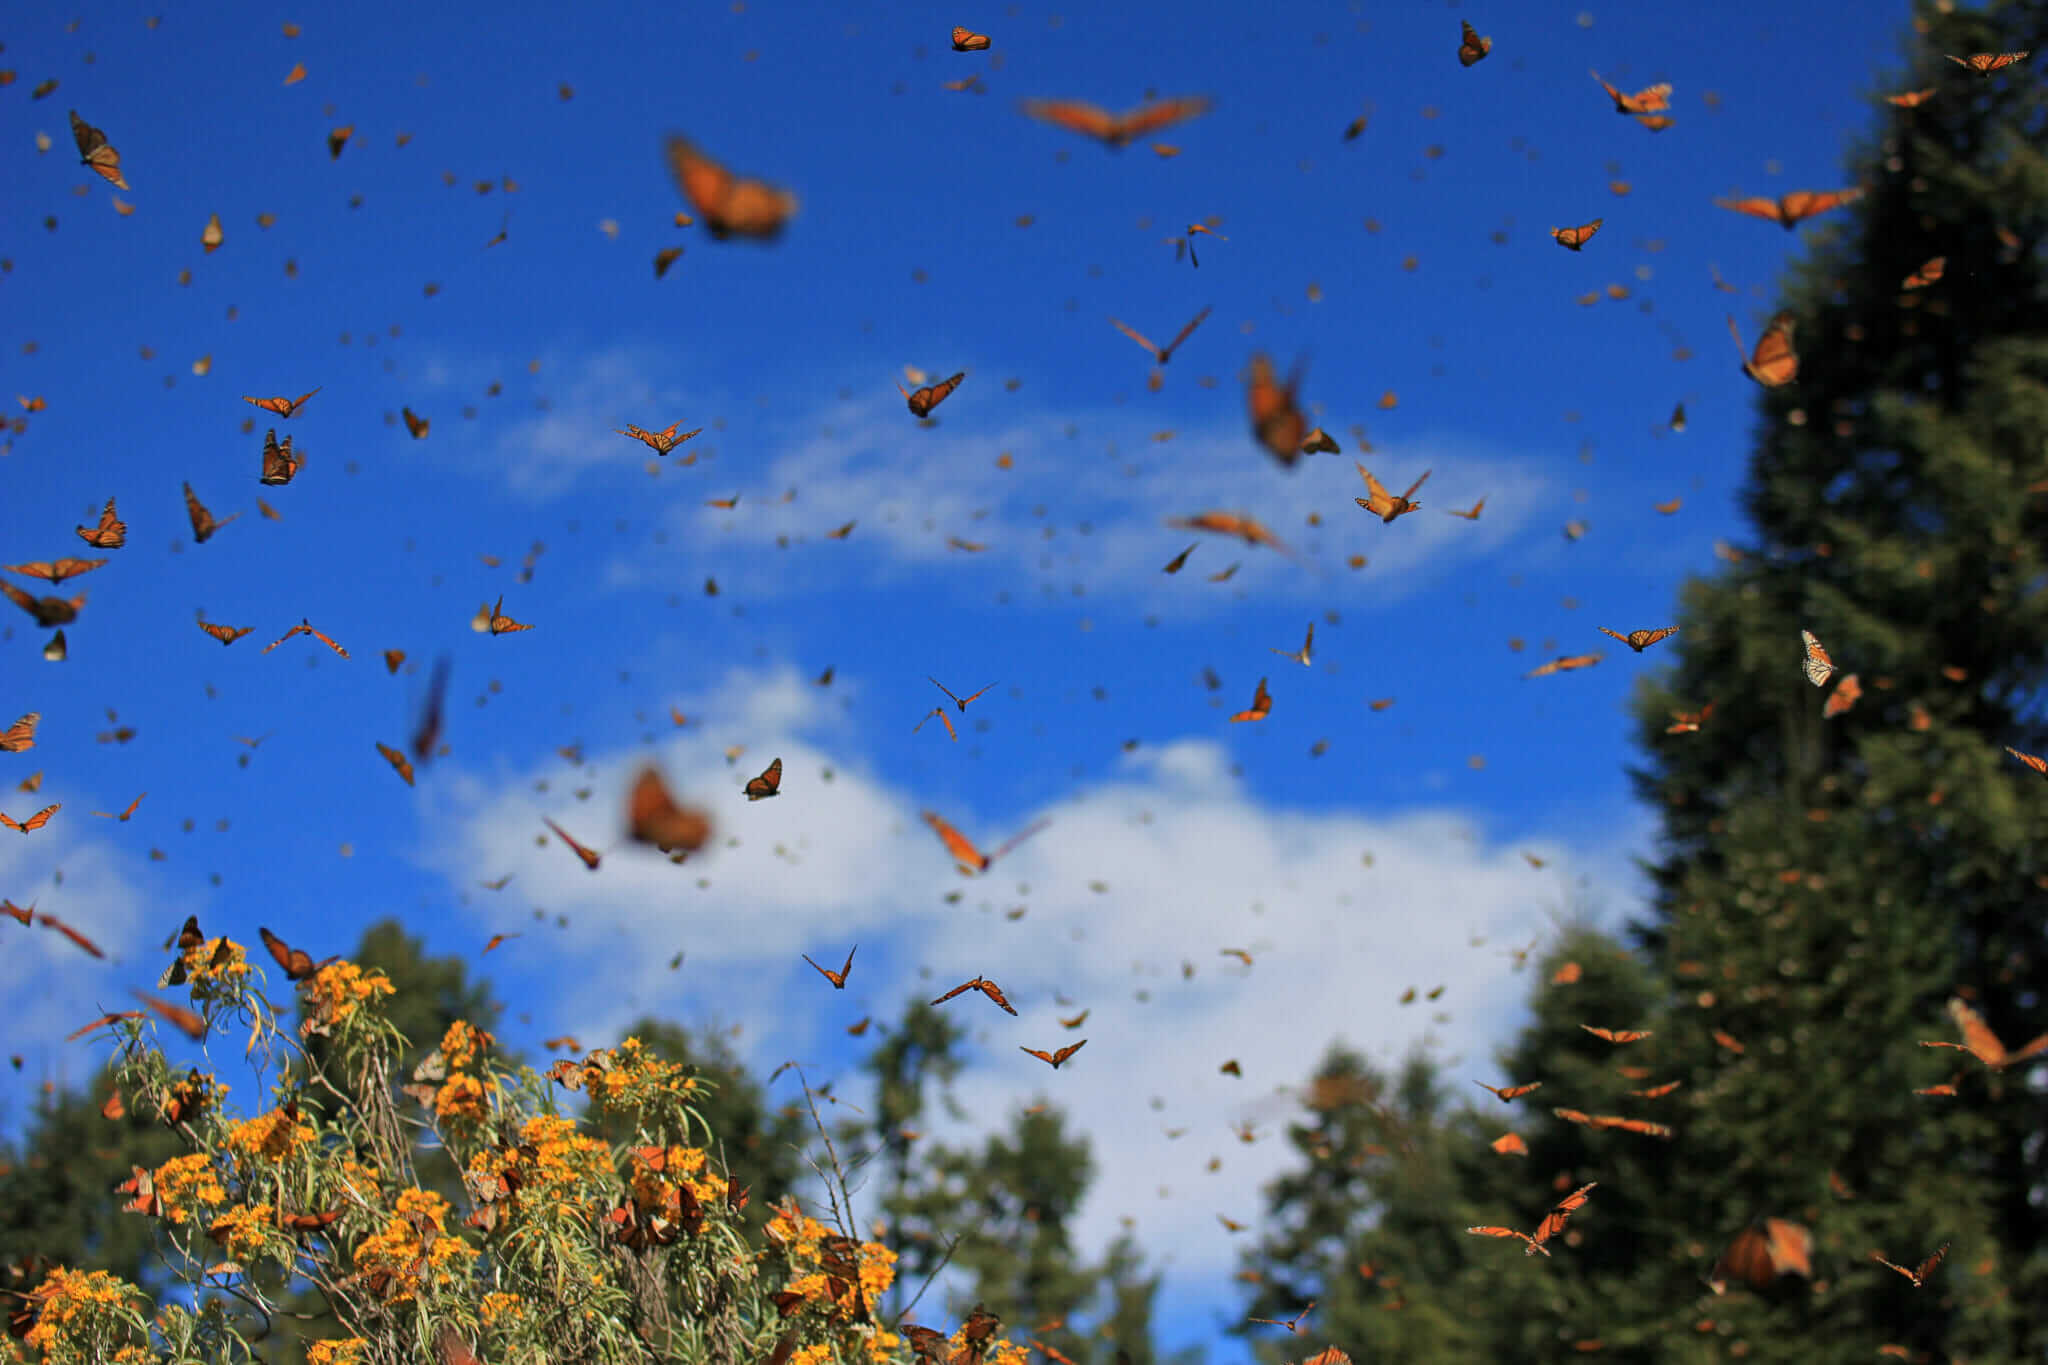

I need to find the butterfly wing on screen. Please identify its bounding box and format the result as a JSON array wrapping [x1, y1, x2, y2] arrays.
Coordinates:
[[923, 811, 988, 872], [1108, 317, 1161, 360], [1019, 98, 1118, 142], [1160, 305, 1212, 362], [743, 757, 783, 800], [376, 742, 416, 787]]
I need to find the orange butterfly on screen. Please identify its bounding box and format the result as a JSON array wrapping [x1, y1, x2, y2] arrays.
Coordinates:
[[544, 818, 603, 870], [901, 371, 965, 418], [931, 975, 1019, 1015], [132, 989, 207, 1041], [1473, 1080, 1542, 1102], [1709, 1218, 1813, 1294], [1598, 626, 1678, 652], [1920, 996, 2048, 1069], [1110, 306, 1211, 365], [665, 135, 798, 241], [2, 580, 84, 627], [487, 596, 534, 635], [0, 803, 59, 834], [1630, 1080, 1683, 1099], [913, 707, 959, 742], [92, 793, 145, 822], [263, 618, 349, 659], [804, 945, 856, 989], [1247, 355, 1309, 467], [1800, 628, 1835, 686], [183, 482, 240, 543], [1355, 464, 1429, 522], [1823, 673, 1862, 719], [1947, 50, 2029, 75], [1458, 20, 1491, 66], [1552, 1108, 1674, 1139], [922, 809, 1049, 875], [76, 496, 126, 548], [328, 124, 352, 159], [242, 387, 321, 419], [1525, 653, 1603, 678], [1551, 219, 1602, 251], [1871, 1243, 1950, 1287], [1591, 72, 1671, 113], [1271, 623, 1313, 667], [1579, 1024, 1652, 1043], [930, 677, 996, 711], [1020, 1039, 1087, 1068], [1166, 511, 1296, 558], [1230, 677, 1272, 723], [951, 26, 992, 51], [69, 109, 128, 188], [258, 429, 303, 486], [2005, 745, 2048, 776], [743, 757, 783, 801], [1468, 1182, 1597, 1257], [615, 421, 701, 454], [1902, 257, 1946, 290], [37, 911, 103, 959], [1300, 427, 1339, 455], [1729, 313, 1798, 387], [1491, 1132, 1528, 1156], [376, 741, 415, 786], [627, 767, 713, 853], [4, 557, 106, 584], [0, 713, 39, 753], [1018, 95, 1213, 147], [260, 926, 327, 981], [1714, 189, 1863, 230]]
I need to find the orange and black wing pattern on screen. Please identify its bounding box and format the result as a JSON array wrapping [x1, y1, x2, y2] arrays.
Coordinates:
[[901, 372, 966, 418], [666, 135, 798, 241], [743, 757, 784, 801], [69, 109, 128, 189]]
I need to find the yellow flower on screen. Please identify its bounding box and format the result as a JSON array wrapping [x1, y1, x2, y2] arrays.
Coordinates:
[[19, 1267, 146, 1354], [480, 1291, 526, 1329], [177, 935, 251, 987], [306, 1340, 370, 1365], [303, 961, 393, 1031], [434, 1072, 492, 1121], [865, 1329, 904, 1365], [207, 1204, 273, 1261], [440, 1018, 495, 1070], [790, 1346, 832, 1365], [225, 1105, 315, 1166], [857, 1241, 897, 1299], [152, 1153, 227, 1225]]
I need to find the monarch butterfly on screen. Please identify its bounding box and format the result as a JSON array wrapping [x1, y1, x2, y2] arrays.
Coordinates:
[[1468, 1181, 1597, 1257], [1230, 676, 1272, 723], [0, 714, 39, 753], [1800, 628, 1835, 686], [243, 388, 321, 419], [69, 110, 128, 188], [1920, 995, 2048, 1069], [731, 756, 784, 802], [929, 677, 997, 711], [1729, 312, 1798, 387], [1, 581, 84, 627], [1300, 427, 1340, 454], [1598, 626, 1678, 652], [1708, 1218, 1814, 1294], [1019, 1039, 1087, 1068], [259, 926, 323, 981], [327, 124, 352, 159], [76, 496, 126, 548], [1458, 20, 1491, 66], [1165, 511, 1296, 556], [0, 803, 57, 834], [1896, 256, 1947, 291], [1887, 87, 1938, 107], [1551, 219, 1603, 251], [543, 817, 603, 870], [665, 135, 798, 241], [411, 655, 452, 761], [259, 429, 302, 486], [1490, 1132, 1528, 1155], [376, 741, 415, 786], [1713, 189, 1863, 230], [1271, 623, 1314, 667], [1473, 1080, 1542, 1102], [263, 618, 349, 658], [626, 766, 712, 852], [1525, 653, 1602, 678], [921, 809, 1049, 874], [1018, 95, 1214, 148], [1110, 306, 1211, 367], [2006, 745, 2048, 776], [1655, 498, 1684, 514], [383, 649, 406, 674], [1591, 71, 1672, 114], [615, 421, 701, 454], [1871, 1243, 1950, 1287], [951, 26, 991, 50], [1552, 1108, 1674, 1139], [913, 706, 959, 742], [930, 975, 1019, 1015], [1823, 672, 1862, 718], [900, 371, 965, 418], [5, 557, 106, 584], [132, 989, 207, 1041], [401, 406, 430, 439], [182, 482, 240, 543], [1447, 498, 1486, 520], [802, 945, 857, 989], [36, 911, 103, 959], [1356, 464, 1430, 522], [1630, 1079, 1683, 1099], [487, 595, 534, 635], [92, 792, 145, 821], [1947, 50, 2029, 75], [1579, 1024, 1652, 1043], [1246, 354, 1309, 467], [1634, 113, 1676, 131]]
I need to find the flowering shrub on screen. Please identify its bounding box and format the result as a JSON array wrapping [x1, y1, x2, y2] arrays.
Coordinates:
[[2, 937, 1021, 1365]]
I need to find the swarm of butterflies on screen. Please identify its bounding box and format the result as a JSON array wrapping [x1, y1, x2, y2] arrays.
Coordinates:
[[12, 21, 2045, 1365]]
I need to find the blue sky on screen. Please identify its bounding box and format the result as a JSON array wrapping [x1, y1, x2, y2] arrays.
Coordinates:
[[2, 0, 1930, 1352]]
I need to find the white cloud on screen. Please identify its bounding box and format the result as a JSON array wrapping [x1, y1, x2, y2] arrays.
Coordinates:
[[419, 665, 1653, 1299]]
